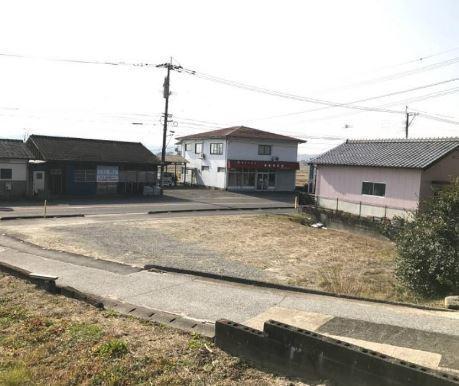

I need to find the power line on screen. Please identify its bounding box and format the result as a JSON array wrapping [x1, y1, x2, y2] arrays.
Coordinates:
[[249, 78, 459, 121], [373, 46, 459, 71], [415, 112, 459, 126], [0, 51, 155, 67], [320, 56, 459, 92], [178, 67, 403, 115], [288, 86, 459, 124]]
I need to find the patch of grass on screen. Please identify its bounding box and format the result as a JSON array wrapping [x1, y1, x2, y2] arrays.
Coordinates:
[[0, 305, 28, 328], [317, 264, 365, 296], [102, 309, 119, 318], [0, 273, 296, 384], [69, 323, 103, 342], [95, 339, 129, 358], [187, 333, 208, 350], [0, 363, 31, 386]]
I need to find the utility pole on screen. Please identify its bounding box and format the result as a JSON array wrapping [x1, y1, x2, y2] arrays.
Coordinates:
[[156, 58, 182, 190], [404, 106, 417, 139]]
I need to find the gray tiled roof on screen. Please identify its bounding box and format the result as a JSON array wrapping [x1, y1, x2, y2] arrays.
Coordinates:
[[0, 139, 33, 159], [27, 135, 159, 164], [311, 138, 459, 169]]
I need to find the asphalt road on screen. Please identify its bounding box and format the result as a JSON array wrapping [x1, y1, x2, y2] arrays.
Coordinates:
[[0, 189, 295, 217]]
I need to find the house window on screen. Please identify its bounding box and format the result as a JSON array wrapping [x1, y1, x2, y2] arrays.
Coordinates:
[[217, 167, 226, 172], [258, 145, 272, 155], [201, 165, 209, 171], [0, 168, 12, 180], [184, 143, 191, 151], [210, 143, 223, 155], [195, 143, 203, 154], [362, 181, 386, 197], [74, 169, 96, 183]]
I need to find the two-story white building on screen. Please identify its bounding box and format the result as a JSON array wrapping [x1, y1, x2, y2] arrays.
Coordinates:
[[176, 126, 305, 191]]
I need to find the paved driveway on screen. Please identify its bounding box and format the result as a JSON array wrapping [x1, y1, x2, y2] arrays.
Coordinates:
[[0, 189, 295, 217]]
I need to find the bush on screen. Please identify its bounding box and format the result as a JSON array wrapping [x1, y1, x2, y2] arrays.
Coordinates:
[[395, 180, 459, 296]]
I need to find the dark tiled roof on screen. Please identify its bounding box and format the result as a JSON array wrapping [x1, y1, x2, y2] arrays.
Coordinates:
[[311, 138, 459, 169], [164, 154, 188, 164], [0, 139, 33, 159], [176, 126, 306, 143], [27, 135, 159, 164]]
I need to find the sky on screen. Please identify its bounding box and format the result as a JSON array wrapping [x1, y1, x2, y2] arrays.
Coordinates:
[[0, 0, 458, 155]]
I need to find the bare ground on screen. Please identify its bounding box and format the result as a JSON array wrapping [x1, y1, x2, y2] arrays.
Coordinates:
[[0, 213, 410, 302], [0, 272, 317, 385]]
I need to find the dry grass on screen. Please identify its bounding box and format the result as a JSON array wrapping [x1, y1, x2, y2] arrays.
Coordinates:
[[150, 214, 398, 299], [0, 273, 310, 385], [3, 213, 437, 304]]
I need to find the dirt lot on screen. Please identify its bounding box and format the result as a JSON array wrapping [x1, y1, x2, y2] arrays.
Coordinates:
[[0, 273, 314, 385], [1, 213, 408, 302]]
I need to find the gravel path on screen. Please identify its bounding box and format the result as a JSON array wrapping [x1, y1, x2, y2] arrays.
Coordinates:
[[32, 222, 268, 280]]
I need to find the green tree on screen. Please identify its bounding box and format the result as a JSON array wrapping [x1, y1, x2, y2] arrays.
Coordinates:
[[395, 179, 459, 296]]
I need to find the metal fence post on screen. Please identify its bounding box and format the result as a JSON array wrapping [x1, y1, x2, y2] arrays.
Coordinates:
[[335, 197, 339, 213], [359, 201, 362, 217]]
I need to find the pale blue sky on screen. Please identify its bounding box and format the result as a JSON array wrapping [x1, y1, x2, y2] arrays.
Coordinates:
[[0, 0, 458, 154]]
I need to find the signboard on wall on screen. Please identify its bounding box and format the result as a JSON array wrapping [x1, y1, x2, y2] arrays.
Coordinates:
[[227, 160, 300, 170], [96, 165, 119, 182]]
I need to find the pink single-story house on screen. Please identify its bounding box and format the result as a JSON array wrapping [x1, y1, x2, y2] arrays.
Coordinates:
[[310, 138, 459, 218]]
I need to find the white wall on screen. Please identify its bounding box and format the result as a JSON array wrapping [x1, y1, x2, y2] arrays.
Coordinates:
[[227, 139, 298, 162], [181, 139, 227, 189], [0, 159, 28, 181], [180, 137, 300, 189]]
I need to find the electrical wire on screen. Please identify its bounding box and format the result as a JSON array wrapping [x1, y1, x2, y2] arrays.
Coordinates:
[[179, 67, 403, 114], [0, 52, 154, 67], [249, 78, 459, 121]]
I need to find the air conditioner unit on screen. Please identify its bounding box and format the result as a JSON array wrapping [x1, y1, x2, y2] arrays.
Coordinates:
[[271, 156, 279, 161]]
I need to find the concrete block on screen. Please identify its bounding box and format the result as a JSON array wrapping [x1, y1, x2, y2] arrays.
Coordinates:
[[445, 296, 459, 310], [215, 319, 459, 386], [191, 322, 215, 338]]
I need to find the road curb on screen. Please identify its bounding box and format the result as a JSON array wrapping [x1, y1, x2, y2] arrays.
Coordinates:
[[147, 206, 294, 215], [144, 264, 452, 313], [0, 214, 85, 221], [0, 260, 215, 337], [0, 234, 141, 275]]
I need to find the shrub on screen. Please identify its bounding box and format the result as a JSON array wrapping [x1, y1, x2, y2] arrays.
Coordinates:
[[394, 180, 459, 296]]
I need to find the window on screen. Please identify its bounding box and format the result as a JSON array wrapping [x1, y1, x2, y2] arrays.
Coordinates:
[[210, 143, 223, 155], [74, 169, 96, 183], [0, 168, 12, 180], [228, 169, 256, 187], [258, 145, 272, 155], [362, 181, 386, 197], [201, 165, 209, 171], [217, 167, 226, 172], [184, 143, 191, 151], [195, 143, 202, 154]]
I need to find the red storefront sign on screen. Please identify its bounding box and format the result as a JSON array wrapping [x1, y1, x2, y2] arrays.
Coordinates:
[[227, 159, 300, 170]]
